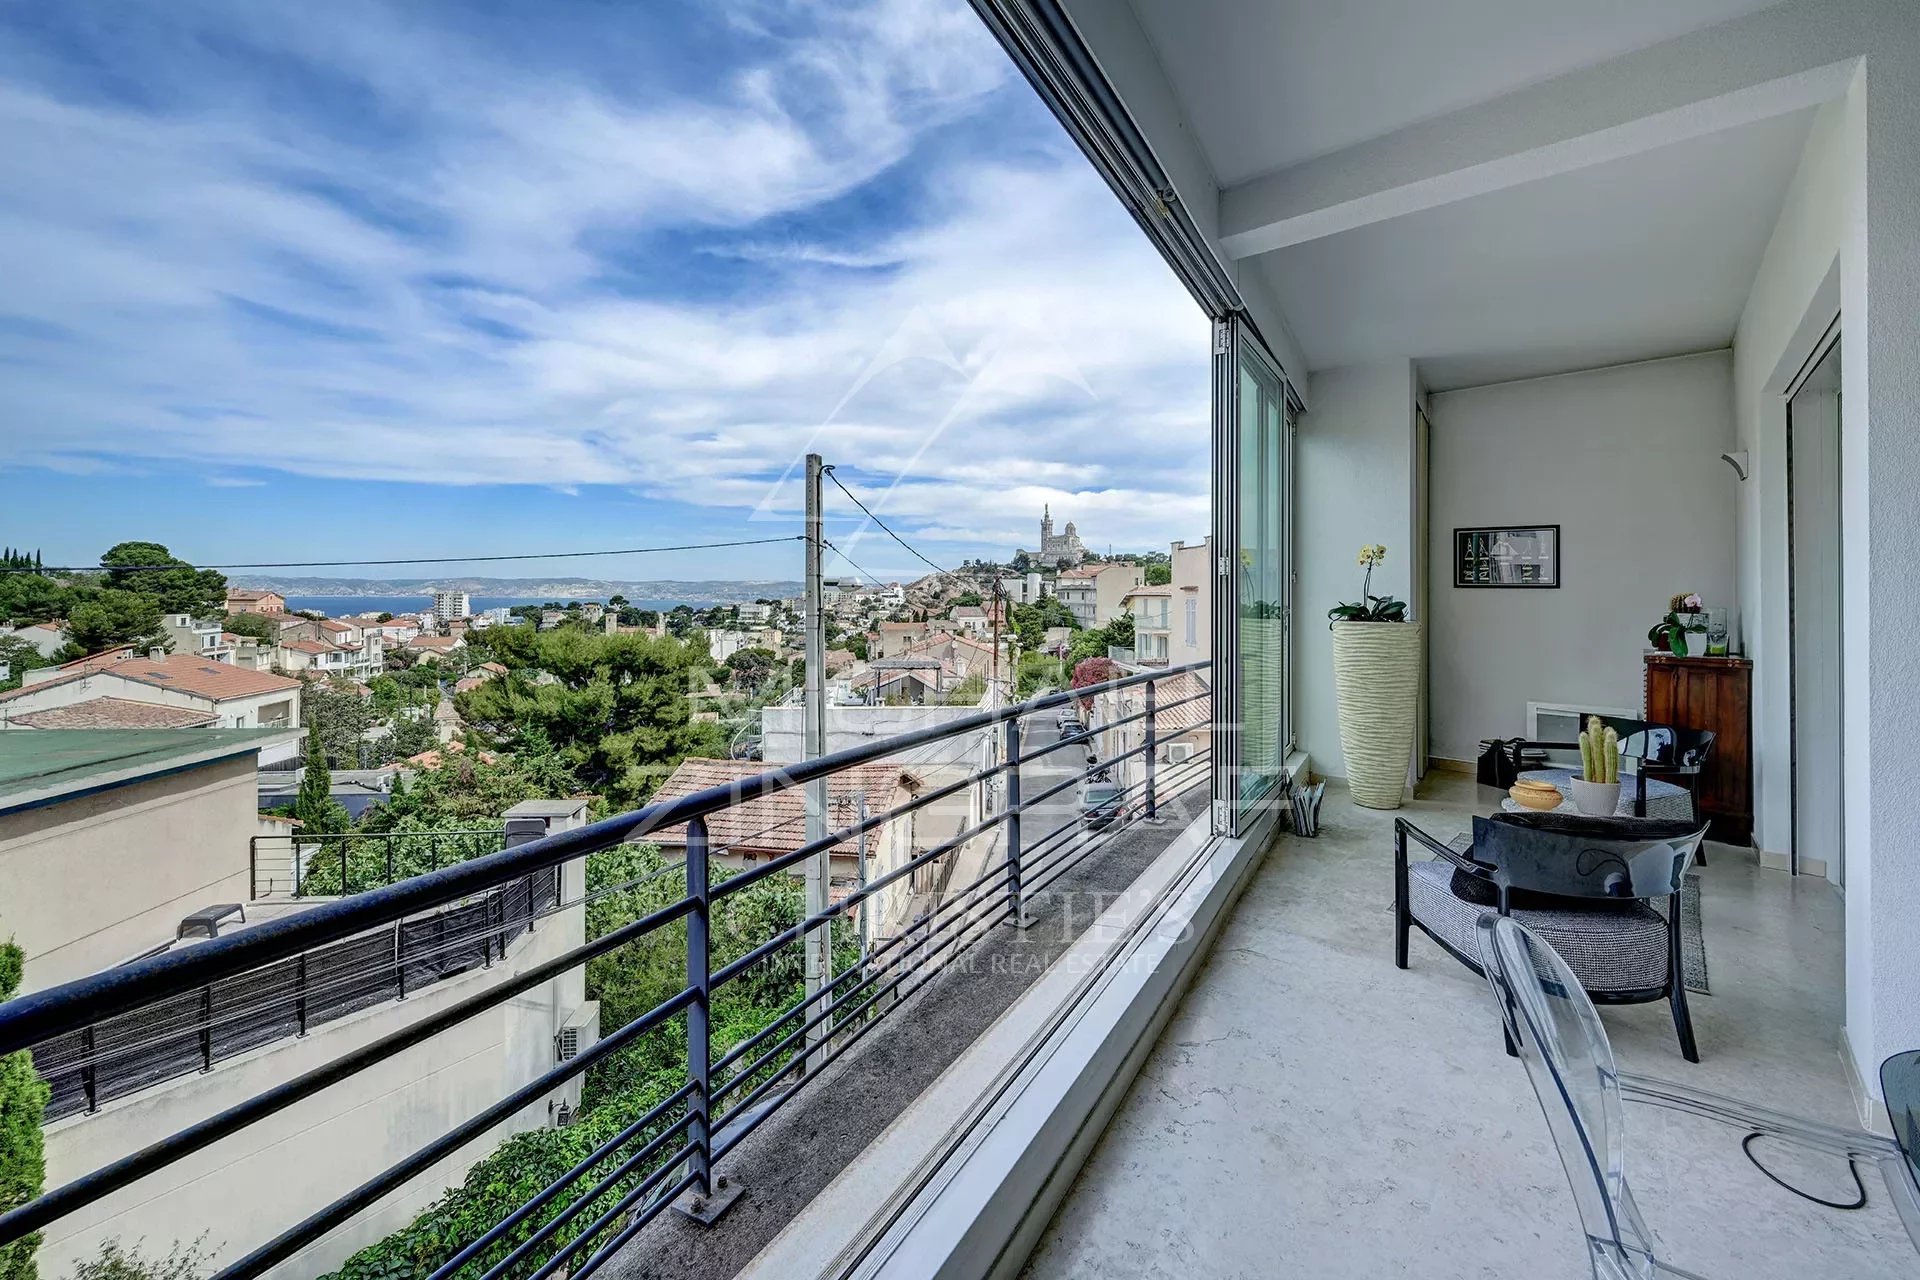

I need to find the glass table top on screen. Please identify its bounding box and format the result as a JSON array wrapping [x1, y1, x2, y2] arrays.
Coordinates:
[[1883, 1050, 1920, 1186]]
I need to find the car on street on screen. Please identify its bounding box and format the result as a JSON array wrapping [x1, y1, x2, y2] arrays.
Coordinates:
[[1079, 779, 1124, 830]]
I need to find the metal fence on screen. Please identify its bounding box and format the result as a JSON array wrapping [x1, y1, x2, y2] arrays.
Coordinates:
[[30, 868, 560, 1122], [250, 829, 511, 900], [0, 662, 1212, 1280]]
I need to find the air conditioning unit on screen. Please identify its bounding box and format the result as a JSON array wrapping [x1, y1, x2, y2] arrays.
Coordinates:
[[555, 1000, 601, 1064], [1167, 742, 1197, 763]]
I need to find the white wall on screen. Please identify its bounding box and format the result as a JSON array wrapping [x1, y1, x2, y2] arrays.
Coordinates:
[[1425, 353, 1740, 763], [1295, 360, 1417, 776], [0, 758, 257, 990], [41, 906, 586, 1279]]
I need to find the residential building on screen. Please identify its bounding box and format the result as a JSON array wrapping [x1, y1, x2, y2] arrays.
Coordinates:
[[0, 655, 302, 763], [578, 602, 604, 624], [873, 619, 931, 659], [0, 728, 299, 989], [1167, 536, 1213, 669], [223, 588, 286, 615], [0, 621, 66, 659], [738, 602, 772, 626], [10, 778, 591, 1279], [1018, 504, 1089, 568], [432, 590, 471, 623], [470, 607, 512, 629], [3, 699, 219, 731], [996, 571, 1051, 605], [1055, 561, 1145, 628], [405, 634, 464, 661], [1120, 585, 1172, 664], [161, 613, 231, 663], [366, 617, 421, 645]]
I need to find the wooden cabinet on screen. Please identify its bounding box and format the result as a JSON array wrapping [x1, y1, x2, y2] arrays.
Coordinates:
[[1643, 654, 1753, 844]]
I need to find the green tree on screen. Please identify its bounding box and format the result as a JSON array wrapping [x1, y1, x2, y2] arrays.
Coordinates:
[[1011, 596, 1078, 650], [98, 542, 225, 616], [64, 590, 166, 657], [724, 645, 779, 691], [456, 627, 725, 810], [305, 680, 377, 770], [295, 722, 349, 835], [221, 612, 275, 641], [69, 1239, 210, 1280], [952, 589, 983, 608], [1144, 562, 1172, 586], [0, 573, 71, 627], [0, 941, 48, 1280], [0, 638, 51, 694], [1067, 613, 1135, 667], [382, 713, 439, 763]]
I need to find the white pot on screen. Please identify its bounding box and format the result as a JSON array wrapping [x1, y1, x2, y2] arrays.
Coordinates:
[[1330, 621, 1422, 810], [1569, 778, 1621, 817]]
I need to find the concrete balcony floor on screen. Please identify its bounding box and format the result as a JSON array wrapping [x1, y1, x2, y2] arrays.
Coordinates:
[[1023, 775, 1914, 1279]]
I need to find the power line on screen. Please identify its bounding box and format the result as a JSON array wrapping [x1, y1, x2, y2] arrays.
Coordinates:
[[821, 467, 961, 584], [819, 538, 887, 591], [0, 536, 807, 576]]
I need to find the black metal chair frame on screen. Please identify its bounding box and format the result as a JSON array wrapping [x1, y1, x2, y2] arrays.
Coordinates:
[[1393, 815, 1709, 1063]]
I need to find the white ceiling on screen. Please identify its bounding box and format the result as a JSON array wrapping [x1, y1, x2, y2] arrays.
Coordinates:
[[1127, 0, 1787, 184], [1251, 108, 1817, 391]]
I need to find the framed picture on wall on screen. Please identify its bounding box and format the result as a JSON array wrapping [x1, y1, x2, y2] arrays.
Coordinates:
[[1453, 524, 1560, 588]]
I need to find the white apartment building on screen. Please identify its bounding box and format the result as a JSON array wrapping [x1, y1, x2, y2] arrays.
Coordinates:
[[1055, 562, 1145, 628], [1120, 586, 1172, 664], [162, 613, 231, 663], [1168, 536, 1212, 669], [432, 591, 472, 623], [0, 655, 303, 762]]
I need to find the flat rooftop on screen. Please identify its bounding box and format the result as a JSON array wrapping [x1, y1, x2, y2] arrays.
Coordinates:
[[0, 728, 302, 815]]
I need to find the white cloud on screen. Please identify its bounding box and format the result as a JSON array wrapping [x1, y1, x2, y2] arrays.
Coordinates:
[[0, 0, 1211, 560]]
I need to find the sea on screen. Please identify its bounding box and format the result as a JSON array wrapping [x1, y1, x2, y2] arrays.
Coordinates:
[[281, 594, 720, 618]]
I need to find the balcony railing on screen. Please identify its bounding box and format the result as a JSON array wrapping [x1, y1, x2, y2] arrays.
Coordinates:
[[250, 828, 512, 899], [0, 661, 1210, 1280]]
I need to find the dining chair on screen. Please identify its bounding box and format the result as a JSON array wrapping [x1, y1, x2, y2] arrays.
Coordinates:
[[1475, 914, 1914, 1278]]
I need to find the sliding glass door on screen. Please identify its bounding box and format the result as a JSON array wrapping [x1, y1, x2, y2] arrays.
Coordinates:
[[1213, 316, 1294, 838]]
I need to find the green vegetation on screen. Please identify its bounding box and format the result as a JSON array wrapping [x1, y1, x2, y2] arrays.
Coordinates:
[[295, 721, 350, 836], [1144, 562, 1172, 586], [0, 942, 48, 1280], [0, 540, 229, 661], [1010, 596, 1077, 650], [325, 846, 857, 1279], [456, 626, 725, 810], [221, 611, 275, 641], [0, 638, 50, 694], [1015, 651, 1066, 698], [1579, 716, 1620, 785], [68, 1239, 210, 1280], [1066, 613, 1134, 667]]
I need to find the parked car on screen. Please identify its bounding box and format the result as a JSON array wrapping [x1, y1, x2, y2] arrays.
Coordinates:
[[1079, 780, 1124, 830]]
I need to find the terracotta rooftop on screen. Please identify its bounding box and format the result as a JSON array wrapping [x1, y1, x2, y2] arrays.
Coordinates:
[[407, 635, 462, 650], [642, 758, 922, 858], [280, 639, 336, 655], [6, 698, 220, 730], [878, 621, 926, 631], [0, 654, 301, 704]]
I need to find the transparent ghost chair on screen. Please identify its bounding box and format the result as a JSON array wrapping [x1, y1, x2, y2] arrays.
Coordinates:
[[1474, 914, 1919, 1278]]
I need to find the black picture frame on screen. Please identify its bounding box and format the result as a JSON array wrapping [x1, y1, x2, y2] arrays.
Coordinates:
[[1453, 524, 1560, 588]]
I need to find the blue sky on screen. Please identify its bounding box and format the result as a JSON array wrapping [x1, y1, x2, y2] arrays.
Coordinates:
[[0, 0, 1208, 583]]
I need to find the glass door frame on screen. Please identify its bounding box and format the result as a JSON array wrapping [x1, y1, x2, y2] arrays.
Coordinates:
[[1211, 315, 1299, 840]]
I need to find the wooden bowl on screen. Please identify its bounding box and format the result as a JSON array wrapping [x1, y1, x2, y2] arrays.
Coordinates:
[[1508, 781, 1564, 811]]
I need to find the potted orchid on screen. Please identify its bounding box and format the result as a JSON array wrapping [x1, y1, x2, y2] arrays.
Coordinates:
[[1650, 592, 1710, 657], [1327, 544, 1420, 809]]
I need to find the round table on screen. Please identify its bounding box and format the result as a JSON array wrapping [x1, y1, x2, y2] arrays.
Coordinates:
[[1501, 767, 1695, 820]]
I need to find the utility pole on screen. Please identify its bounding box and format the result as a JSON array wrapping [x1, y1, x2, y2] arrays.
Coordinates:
[[803, 453, 830, 1072]]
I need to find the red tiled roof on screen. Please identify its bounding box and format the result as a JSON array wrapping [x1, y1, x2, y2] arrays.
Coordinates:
[[57, 645, 135, 671], [1152, 670, 1212, 735], [408, 635, 461, 650], [316, 618, 356, 633], [281, 639, 335, 655], [7, 697, 221, 729], [226, 589, 280, 602], [642, 759, 921, 857], [0, 653, 300, 704], [878, 621, 925, 632]]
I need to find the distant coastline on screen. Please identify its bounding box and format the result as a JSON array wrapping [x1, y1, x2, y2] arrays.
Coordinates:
[[281, 594, 725, 617], [231, 575, 802, 605]]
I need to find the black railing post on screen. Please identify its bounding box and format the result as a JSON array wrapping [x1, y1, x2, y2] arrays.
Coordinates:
[[295, 952, 308, 1036], [340, 841, 350, 898], [198, 986, 213, 1071], [385, 836, 395, 887], [248, 837, 258, 902], [80, 1025, 98, 1113], [1144, 679, 1158, 820], [431, 833, 440, 873], [686, 815, 713, 1197], [1004, 716, 1024, 928], [395, 923, 407, 1001], [293, 837, 303, 898]]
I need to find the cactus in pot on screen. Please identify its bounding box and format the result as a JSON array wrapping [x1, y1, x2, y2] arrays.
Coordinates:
[[1571, 716, 1622, 815]]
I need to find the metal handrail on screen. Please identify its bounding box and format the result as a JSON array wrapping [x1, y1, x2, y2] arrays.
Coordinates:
[[0, 660, 1213, 1277], [0, 659, 1204, 1052]]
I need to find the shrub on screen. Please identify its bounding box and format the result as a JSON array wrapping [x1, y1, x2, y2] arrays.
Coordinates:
[[69, 1239, 212, 1280], [0, 941, 49, 1280]]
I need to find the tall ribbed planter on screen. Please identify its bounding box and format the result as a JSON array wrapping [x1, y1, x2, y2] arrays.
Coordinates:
[[1331, 621, 1422, 809]]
